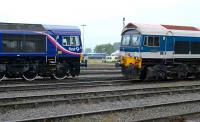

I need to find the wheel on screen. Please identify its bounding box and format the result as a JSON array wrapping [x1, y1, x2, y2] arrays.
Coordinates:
[[153, 65, 167, 80], [52, 71, 68, 80], [140, 67, 147, 81], [0, 72, 5, 81], [52, 64, 69, 80], [22, 70, 37, 81], [140, 66, 154, 81], [140, 65, 167, 81], [122, 64, 138, 79], [195, 65, 200, 79], [176, 64, 188, 80], [121, 66, 130, 79]]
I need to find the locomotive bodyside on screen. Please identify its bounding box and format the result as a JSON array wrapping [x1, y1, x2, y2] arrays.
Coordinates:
[[0, 23, 82, 81], [120, 23, 200, 80]]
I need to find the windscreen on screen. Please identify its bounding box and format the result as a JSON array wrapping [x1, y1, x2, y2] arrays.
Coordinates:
[[121, 30, 140, 47]]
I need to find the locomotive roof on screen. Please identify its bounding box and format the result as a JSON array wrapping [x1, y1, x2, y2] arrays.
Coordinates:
[[0, 22, 80, 33], [122, 23, 200, 37], [43, 25, 80, 31], [0, 22, 45, 31], [43, 25, 80, 35]]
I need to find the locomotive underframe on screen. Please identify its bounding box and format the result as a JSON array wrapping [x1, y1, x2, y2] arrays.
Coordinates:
[[121, 58, 200, 80], [0, 56, 80, 81]]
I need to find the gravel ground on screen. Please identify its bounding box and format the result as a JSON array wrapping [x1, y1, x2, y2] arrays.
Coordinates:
[[1, 92, 200, 121], [0, 74, 124, 86]]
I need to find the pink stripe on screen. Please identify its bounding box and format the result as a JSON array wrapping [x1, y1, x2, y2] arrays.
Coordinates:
[[37, 32, 81, 56]]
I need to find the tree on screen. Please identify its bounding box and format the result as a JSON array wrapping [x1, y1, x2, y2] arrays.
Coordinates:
[[94, 43, 114, 55], [113, 42, 120, 51], [84, 48, 92, 53]]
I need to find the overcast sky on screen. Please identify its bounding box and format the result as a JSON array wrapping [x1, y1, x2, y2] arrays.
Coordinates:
[[0, 0, 200, 49]]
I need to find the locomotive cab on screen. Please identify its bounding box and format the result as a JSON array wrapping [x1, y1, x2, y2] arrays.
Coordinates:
[[52, 34, 82, 79], [61, 36, 81, 54], [120, 29, 142, 79], [121, 29, 141, 56]]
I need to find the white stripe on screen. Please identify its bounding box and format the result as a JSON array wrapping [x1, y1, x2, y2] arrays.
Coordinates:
[[121, 51, 200, 59]]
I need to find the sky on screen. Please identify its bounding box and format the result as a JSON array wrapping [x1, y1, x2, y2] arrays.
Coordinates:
[[0, 0, 200, 49]]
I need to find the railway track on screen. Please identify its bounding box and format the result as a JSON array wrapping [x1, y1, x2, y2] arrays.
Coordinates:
[[0, 74, 124, 85], [0, 65, 126, 92], [81, 64, 118, 70], [0, 79, 133, 92], [80, 69, 121, 75], [1, 83, 200, 109], [1, 81, 200, 121], [1, 64, 200, 121]]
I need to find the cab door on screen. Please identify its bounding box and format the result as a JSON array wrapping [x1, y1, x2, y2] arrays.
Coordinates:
[[164, 31, 174, 63], [142, 36, 161, 59]]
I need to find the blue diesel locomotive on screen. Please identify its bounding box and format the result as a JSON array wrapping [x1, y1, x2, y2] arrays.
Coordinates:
[[0, 23, 83, 81], [120, 23, 200, 80]]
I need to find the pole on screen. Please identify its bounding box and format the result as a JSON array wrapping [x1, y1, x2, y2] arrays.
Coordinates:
[[81, 24, 86, 53], [123, 17, 126, 27]]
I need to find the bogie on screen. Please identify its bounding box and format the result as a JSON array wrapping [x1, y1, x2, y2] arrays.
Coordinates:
[[121, 63, 200, 81], [52, 63, 69, 80], [0, 60, 80, 81]]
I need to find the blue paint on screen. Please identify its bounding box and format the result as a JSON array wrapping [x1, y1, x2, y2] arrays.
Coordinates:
[[0, 24, 82, 58], [121, 34, 200, 53]]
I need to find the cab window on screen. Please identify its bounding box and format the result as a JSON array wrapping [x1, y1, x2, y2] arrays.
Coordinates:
[[121, 35, 130, 46], [144, 36, 160, 47], [130, 36, 140, 46], [62, 36, 80, 46], [71, 36, 79, 46], [62, 37, 70, 46]]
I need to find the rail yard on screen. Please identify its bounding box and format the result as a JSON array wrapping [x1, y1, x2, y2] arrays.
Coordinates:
[[0, 0, 199, 121], [0, 63, 199, 122]]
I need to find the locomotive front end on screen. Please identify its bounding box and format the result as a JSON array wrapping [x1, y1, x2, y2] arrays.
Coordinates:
[[120, 24, 142, 79]]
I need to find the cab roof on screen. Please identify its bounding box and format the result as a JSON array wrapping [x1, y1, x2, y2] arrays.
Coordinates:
[[43, 25, 80, 35]]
